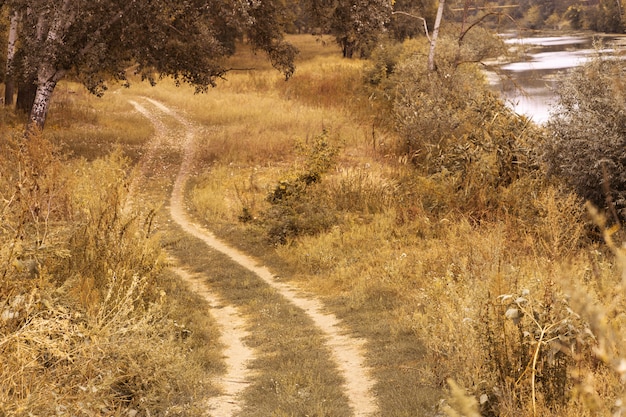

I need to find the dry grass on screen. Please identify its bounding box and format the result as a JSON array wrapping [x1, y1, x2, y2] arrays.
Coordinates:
[[42, 82, 154, 162], [3, 33, 626, 417], [177, 35, 626, 416], [0, 127, 221, 416]]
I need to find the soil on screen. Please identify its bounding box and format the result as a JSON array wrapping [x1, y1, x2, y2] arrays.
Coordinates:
[[129, 97, 379, 417]]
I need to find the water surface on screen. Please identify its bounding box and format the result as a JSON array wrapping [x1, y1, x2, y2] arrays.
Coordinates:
[[487, 33, 624, 124]]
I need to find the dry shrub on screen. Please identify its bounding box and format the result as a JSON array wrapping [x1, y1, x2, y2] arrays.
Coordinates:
[[420, 199, 619, 417], [281, 178, 609, 416], [0, 134, 209, 416], [273, 178, 618, 415], [365, 35, 545, 219], [0, 133, 72, 288], [563, 206, 626, 415], [528, 186, 588, 260]]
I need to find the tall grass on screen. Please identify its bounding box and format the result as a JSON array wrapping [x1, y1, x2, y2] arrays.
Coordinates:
[[0, 129, 220, 416], [3, 32, 623, 416], [42, 82, 154, 162]]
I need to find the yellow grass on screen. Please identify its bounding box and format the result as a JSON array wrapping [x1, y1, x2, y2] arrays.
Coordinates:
[[3, 33, 626, 416], [173, 35, 626, 416]]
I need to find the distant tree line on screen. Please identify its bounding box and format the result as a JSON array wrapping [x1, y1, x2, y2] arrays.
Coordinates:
[[1, 0, 624, 132]]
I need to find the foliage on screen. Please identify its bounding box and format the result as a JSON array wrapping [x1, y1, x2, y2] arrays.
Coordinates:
[[368, 34, 541, 216], [307, 0, 391, 58], [544, 55, 626, 222], [388, 0, 438, 41], [261, 130, 340, 244], [563, 6, 583, 30], [363, 36, 415, 108], [2, 0, 296, 128], [582, 1, 624, 32], [477, 0, 625, 32]]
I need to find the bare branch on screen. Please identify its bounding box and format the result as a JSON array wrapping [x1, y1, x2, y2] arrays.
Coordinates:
[[458, 12, 517, 45], [391, 11, 431, 41]]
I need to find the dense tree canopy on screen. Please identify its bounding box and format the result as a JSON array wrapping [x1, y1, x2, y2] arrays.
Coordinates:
[[1, 0, 297, 129], [307, 0, 391, 57]]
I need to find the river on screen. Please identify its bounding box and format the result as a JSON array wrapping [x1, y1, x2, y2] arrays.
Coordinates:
[[486, 32, 626, 124]]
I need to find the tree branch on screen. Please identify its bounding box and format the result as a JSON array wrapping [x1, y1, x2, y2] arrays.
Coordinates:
[[391, 11, 431, 42], [458, 12, 517, 45]]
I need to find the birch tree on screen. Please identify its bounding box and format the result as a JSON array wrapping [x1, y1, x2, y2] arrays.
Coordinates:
[[2, 0, 296, 130], [3, 8, 17, 105], [428, 0, 445, 71]]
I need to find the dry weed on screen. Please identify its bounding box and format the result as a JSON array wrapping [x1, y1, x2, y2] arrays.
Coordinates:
[[0, 132, 213, 416]]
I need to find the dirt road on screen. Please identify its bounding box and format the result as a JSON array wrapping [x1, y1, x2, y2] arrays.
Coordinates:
[[129, 98, 379, 417]]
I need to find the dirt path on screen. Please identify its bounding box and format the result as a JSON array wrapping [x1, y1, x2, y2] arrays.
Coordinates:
[[130, 98, 379, 417], [171, 267, 254, 417]]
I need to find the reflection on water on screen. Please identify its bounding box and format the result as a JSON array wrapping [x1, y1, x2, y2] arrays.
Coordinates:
[[487, 33, 623, 124]]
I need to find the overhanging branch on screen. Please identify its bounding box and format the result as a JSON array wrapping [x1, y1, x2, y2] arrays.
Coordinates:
[[391, 11, 431, 42]]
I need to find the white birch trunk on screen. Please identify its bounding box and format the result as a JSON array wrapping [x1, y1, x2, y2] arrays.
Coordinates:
[[29, 75, 60, 130], [27, 1, 74, 131], [428, 0, 446, 72], [4, 11, 19, 106]]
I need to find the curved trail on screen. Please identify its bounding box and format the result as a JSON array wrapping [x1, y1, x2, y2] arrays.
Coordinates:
[[130, 99, 254, 416], [131, 97, 378, 417]]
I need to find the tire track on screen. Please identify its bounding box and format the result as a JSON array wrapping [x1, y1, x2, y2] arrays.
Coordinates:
[[131, 97, 379, 417], [171, 267, 254, 417], [129, 99, 254, 417]]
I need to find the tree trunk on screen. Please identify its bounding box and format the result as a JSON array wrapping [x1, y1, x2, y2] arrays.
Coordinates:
[[4, 78, 15, 106], [25, 2, 73, 131], [28, 72, 64, 131], [428, 0, 445, 72], [341, 38, 355, 58], [4, 79, 16, 108], [16, 77, 37, 114], [4, 10, 19, 106]]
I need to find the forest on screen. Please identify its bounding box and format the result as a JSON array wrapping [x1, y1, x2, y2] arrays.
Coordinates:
[[2, 0, 626, 417]]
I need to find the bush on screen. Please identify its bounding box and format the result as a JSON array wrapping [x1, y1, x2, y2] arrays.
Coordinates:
[[262, 131, 340, 244], [544, 55, 626, 222], [394, 66, 542, 216]]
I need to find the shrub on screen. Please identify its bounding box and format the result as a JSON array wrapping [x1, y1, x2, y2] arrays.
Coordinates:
[[544, 55, 626, 222], [364, 34, 543, 217], [479, 285, 596, 415], [398, 81, 542, 216], [262, 130, 340, 244]]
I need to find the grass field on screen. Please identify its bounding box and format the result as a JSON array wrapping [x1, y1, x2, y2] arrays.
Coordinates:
[[2, 33, 626, 417]]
